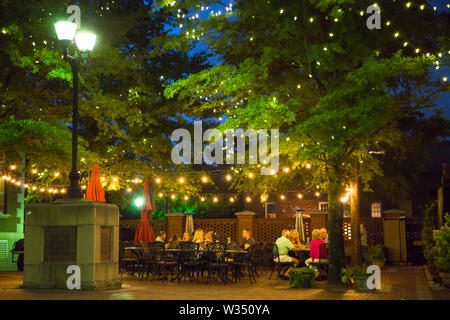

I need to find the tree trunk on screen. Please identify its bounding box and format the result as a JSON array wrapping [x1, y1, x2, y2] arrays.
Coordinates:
[[350, 164, 362, 266], [327, 175, 346, 284]]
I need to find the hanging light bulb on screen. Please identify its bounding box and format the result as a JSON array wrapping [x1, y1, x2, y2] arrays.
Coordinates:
[[248, 172, 254, 179], [283, 167, 290, 173], [155, 177, 161, 184], [229, 197, 235, 202], [225, 174, 232, 181], [200, 197, 205, 202], [315, 192, 320, 197], [54, 172, 60, 177], [31, 169, 38, 174], [213, 196, 218, 203], [178, 177, 185, 184], [246, 196, 252, 202], [297, 193, 303, 199], [10, 165, 16, 170], [201, 176, 208, 183], [171, 194, 176, 199], [261, 196, 267, 202], [280, 195, 286, 200], [112, 177, 118, 182], [158, 192, 164, 198], [305, 163, 311, 169], [184, 195, 189, 200]]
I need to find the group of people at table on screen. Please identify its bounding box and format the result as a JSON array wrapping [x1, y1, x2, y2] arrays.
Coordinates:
[[148, 227, 329, 280]]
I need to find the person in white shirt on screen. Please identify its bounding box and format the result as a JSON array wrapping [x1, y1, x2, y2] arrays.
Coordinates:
[[155, 231, 166, 243]]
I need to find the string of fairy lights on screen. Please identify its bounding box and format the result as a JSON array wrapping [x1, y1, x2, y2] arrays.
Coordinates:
[[0, 163, 327, 203]]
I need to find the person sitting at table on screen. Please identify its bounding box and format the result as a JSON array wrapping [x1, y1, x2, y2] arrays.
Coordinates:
[[182, 232, 191, 242], [204, 230, 214, 243], [192, 229, 204, 243], [305, 229, 328, 277], [167, 234, 180, 249], [320, 228, 328, 245], [288, 229, 302, 248], [275, 230, 300, 279], [156, 231, 166, 243], [240, 228, 256, 250]]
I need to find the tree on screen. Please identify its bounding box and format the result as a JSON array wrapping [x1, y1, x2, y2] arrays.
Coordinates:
[[164, 0, 449, 282], [0, 0, 211, 202]]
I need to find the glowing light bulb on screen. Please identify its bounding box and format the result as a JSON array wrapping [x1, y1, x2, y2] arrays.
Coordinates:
[[297, 193, 303, 199], [158, 192, 163, 198], [280, 195, 285, 200], [31, 169, 38, 174], [283, 167, 290, 173], [246, 196, 252, 203], [305, 163, 311, 169], [10, 165, 16, 170], [225, 174, 232, 181], [32, 186, 37, 191], [178, 177, 185, 184], [127, 188, 132, 192], [112, 177, 118, 182], [184, 195, 189, 200], [315, 192, 320, 197], [201, 176, 208, 183], [54, 172, 60, 177], [229, 197, 235, 202], [213, 197, 218, 203], [171, 194, 176, 199], [261, 196, 267, 202], [200, 197, 205, 202], [248, 173, 254, 179]]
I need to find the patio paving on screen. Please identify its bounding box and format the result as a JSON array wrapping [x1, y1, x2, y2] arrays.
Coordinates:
[[0, 266, 448, 300]]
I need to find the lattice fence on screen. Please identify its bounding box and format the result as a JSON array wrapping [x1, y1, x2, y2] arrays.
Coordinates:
[[255, 218, 297, 242], [342, 218, 384, 246], [194, 219, 238, 242]]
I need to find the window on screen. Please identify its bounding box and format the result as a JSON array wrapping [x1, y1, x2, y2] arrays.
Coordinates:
[[319, 202, 328, 211], [371, 201, 382, 217]]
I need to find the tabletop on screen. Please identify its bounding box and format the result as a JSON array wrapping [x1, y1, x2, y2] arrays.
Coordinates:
[[125, 247, 247, 254]]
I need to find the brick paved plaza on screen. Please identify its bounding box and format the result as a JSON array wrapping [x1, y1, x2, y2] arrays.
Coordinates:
[[0, 266, 448, 300]]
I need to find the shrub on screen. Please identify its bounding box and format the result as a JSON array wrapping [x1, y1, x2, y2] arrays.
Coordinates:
[[432, 214, 450, 273], [368, 245, 385, 261], [422, 201, 438, 276]]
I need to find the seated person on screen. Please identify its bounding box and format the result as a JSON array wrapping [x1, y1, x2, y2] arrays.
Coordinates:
[[192, 229, 205, 249], [240, 228, 256, 250], [305, 229, 328, 276], [288, 229, 302, 248], [155, 231, 166, 243], [204, 230, 214, 243], [275, 230, 300, 279], [320, 228, 328, 245], [181, 232, 191, 242], [166, 234, 180, 249]]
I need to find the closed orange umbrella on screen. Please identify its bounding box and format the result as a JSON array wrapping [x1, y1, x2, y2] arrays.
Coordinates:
[[135, 178, 156, 242], [86, 164, 105, 202]]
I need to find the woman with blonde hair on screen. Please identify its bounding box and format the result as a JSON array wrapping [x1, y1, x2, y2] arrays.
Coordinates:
[[289, 229, 302, 248], [182, 232, 191, 242], [305, 229, 328, 276], [192, 229, 204, 243]]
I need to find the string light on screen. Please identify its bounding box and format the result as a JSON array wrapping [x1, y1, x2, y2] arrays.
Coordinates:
[[155, 177, 161, 184], [297, 193, 303, 199], [248, 172, 254, 179], [305, 163, 311, 169], [229, 197, 235, 202], [201, 176, 208, 183], [225, 174, 232, 181], [200, 197, 205, 202], [31, 169, 38, 174], [261, 196, 267, 202], [315, 192, 320, 197], [54, 172, 60, 177], [158, 192, 164, 198], [171, 194, 176, 199], [184, 195, 189, 200], [10, 165, 16, 170], [213, 196, 218, 203], [178, 177, 185, 183], [245, 196, 252, 203], [283, 167, 290, 173], [280, 195, 285, 200]]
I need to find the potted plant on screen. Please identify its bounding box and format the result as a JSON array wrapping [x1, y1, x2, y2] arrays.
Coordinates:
[[350, 265, 374, 291], [368, 245, 386, 268], [289, 267, 315, 289], [432, 215, 450, 288]]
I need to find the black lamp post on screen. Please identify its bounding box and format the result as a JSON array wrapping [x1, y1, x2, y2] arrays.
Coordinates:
[[54, 21, 96, 199]]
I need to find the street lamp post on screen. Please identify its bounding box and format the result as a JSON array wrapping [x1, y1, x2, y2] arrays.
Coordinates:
[[54, 22, 96, 199]]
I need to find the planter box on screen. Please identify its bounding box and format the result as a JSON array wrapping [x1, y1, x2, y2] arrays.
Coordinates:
[[353, 276, 373, 291]]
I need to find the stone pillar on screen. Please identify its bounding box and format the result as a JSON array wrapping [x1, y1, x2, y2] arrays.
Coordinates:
[[235, 211, 256, 242], [166, 213, 184, 239], [309, 210, 328, 231], [383, 209, 407, 263], [23, 199, 121, 290]]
